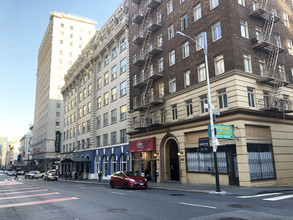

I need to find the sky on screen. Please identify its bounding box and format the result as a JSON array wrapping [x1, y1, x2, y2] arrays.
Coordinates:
[[0, 0, 122, 141]]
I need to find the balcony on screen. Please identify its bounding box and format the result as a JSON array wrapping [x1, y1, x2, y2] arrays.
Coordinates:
[[147, 0, 161, 10], [250, 7, 280, 23], [132, 12, 144, 24], [258, 98, 293, 113], [134, 116, 162, 130], [148, 46, 163, 56], [133, 71, 163, 88], [134, 95, 164, 111], [133, 34, 145, 45], [148, 22, 162, 33], [251, 38, 285, 53], [132, 0, 141, 4], [133, 57, 145, 66]]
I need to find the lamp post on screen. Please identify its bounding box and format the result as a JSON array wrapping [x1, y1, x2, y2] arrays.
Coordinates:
[[176, 31, 221, 192]]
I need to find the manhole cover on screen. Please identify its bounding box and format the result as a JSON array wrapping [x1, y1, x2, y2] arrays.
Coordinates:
[[170, 194, 186, 196], [228, 204, 251, 208], [107, 209, 127, 213], [219, 218, 247, 220]]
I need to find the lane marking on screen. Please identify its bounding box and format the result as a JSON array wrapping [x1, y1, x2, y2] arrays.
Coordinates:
[[78, 187, 87, 190], [0, 192, 60, 200], [238, 193, 282, 199], [179, 202, 218, 209], [263, 194, 293, 201], [111, 192, 126, 196], [0, 189, 48, 195], [0, 180, 23, 185], [0, 187, 40, 192], [0, 197, 79, 209]]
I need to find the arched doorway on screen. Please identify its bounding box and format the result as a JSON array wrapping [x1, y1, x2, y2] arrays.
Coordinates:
[[169, 139, 179, 181]]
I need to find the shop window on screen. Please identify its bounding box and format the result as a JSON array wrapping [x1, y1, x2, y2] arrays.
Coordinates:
[[120, 154, 127, 171], [110, 155, 117, 174]]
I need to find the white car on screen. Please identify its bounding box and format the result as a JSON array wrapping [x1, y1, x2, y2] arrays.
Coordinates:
[[25, 171, 44, 179]]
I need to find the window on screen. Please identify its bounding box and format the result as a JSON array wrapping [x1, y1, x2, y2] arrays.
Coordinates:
[[180, 0, 186, 3], [186, 99, 193, 117], [238, 0, 245, 6], [157, 10, 163, 23], [104, 92, 109, 106], [159, 57, 164, 72], [87, 120, 91, 132], [181, 13, 188, 30], [83, 88, 87, 99], [57, 103, 61, 109], [210, 0, 219, 9], [97, 97, 101, 109], [158, 34, 163, 47], [198, 63, 206, 82], [96, 116, 101, 129], [97, 78, 102, 90], [212, 21, 222, 41], [240, 20, 249, 38], [56, 121, 60, 128], [61, 23, 64, 27], [98, 62, 102, 72], [168, 24, 174, 40], [278, 65, 285, 80], [120, 129, 127, 143], [263, 91, 270, 108], [288, 39, 293, 55], [169, 49, 175, 66], [259, 59, 266, 76], [214, 54, 225, 75], [255, 27, 262, 42], [120, 58, 127, 73], [159, 82, 165, 98], [243, 54, 252, 72], [182, 41, 189, 58], [111, 87, 117, 101], [82, 122, 86, 134], [120, 105, 127, 120], [111, 132, 117, 145], [104, 54, 109, 66], [104, 72, 109, 85], [111, 109, 117, 124], [218, 89, 228, 109], [184, 70, 191, 87], [60, 40, 63, 44], [103, 134, 108, 146], [194, 4, 202, 21], [167, 0, 173, 14], [120, 81, 127, 96], [83, 105, 86, 116], [120, 153, 127, 171], [111, 65, 117, 80], [283, 12, 289, 27], [161, 109, 166, 123], [56, 112, 60, 118], [247, 87, 255, 107], [196, 32, 204, 51], [200, 95, 208, 113], [120, 37, 126, 51], [247, 143, 275, 180], [87, 102, 91, 113], [103, 113, 109, 127], [172, 104, 178, 120], [112, 45, 117, 59], [169, 78, 176, 93], [88, 84, 92, 96], [96, 136, 100, 148]]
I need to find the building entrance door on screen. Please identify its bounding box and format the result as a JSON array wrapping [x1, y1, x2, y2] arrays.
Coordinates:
[[169, 139, 179, 181], [225, 145, 239, 186]]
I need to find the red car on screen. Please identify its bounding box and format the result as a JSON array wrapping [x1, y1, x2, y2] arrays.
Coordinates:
[[110, 171, 148, 189]]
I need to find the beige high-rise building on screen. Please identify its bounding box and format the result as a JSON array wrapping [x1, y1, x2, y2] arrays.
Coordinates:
[[32, 12, 97, 171]]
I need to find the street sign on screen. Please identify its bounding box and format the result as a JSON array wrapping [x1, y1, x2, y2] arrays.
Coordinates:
[[198, 137, 212, 153], [208, 124, 234, 139]]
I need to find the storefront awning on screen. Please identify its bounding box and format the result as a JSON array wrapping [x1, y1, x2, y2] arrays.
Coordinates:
[[129, 137, 156, 152], [73, 158, 91, 163], [60, 159, 73, 163]]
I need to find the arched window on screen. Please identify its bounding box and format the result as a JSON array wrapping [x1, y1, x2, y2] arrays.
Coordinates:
[[95, 156, 100, 173], [120, 153, 127, 171], [110, 155, 116, 174], [102, 155, 108, 177]]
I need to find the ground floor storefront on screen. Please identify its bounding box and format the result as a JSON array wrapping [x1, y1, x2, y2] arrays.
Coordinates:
[[129, 115, 293, 187]]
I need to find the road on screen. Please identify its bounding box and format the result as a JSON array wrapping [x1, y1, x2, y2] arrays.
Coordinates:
[[0, 174, 292, 220]]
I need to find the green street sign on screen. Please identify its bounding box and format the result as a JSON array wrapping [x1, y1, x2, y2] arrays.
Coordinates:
[[208, 124, 234, 139]]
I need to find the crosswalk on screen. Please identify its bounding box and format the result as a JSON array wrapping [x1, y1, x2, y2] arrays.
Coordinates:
[[0, 179, 78, 209], [238, 192, 293, 202]]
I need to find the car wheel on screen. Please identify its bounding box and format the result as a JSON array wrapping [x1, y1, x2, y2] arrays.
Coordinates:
[[32, 176, 34, 179], [124, 182, 129, 190], [110, 181, 115, 188], [25, 176, 27, 179]]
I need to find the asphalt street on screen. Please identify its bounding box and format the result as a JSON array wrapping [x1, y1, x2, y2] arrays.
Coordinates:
[[0, 174, 292, 220]]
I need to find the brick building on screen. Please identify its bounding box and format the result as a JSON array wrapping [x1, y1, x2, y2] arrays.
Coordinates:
[[128, 0, 293, 186]]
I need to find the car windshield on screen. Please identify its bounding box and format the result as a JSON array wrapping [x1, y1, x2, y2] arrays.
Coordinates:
[[125, 172, 141, 177], [29, 171, 36, 174]]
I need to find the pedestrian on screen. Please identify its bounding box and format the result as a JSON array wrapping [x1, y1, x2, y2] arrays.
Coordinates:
[[98, 169, 102, 182], [69, 171, 72, 180], [14, 171, 18, 180], [65, 171, 68, 180]]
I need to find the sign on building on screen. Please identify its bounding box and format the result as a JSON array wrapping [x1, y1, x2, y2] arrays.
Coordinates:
[[208, 124, 234, 139]]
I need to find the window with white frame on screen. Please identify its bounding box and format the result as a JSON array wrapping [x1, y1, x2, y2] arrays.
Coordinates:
[[120, 81, 127, 96], [182, 41, 189, 58], [88, 84, 92, 96], [288, 39, 293, 55], [104, 92, 109, 105], [186, 99, 193, 117], [103, 134, 108, 147], [196, 32, 204, 51], [157, 10, 162, 23], [97, 78, 102, 90], [255, 27, 262, 42], [120, 58, 127, 73], [104, 54, 109, 66], [111, 132, 117, 145], [87, 102, 91, 113], [111, 87, 117, 102], [240, 20, 249, 38], [238, 0, 245, 6], [247, 87, 255, 107], [278, 65, 285, 80], [194, 3, 202, 21], [263, 91, 270, 108], [159, 57, 164, 72], [96, 116, 101, 129], [214, 54, 225, 75], [184, 70, 191, 87], [283, 12, 289, 27], [210, 0, 219, 10], [200, 95, 208, 113], [120, 37, 126, 51], [103, 113, 108, 127], [111, 65, 117, 80], [158, 34, 163, 47], [169, 78, 176, 93], [161, 109, 166, 123], [97, 97, 101, 109], [167, 0, 173, 14], [112, 45, 117, 59], [169, 49, 175, 66], [104, 72, 109, 85], [259, 59, 266, 76], [120, 105, 127, 120], [218, 89, 228, 109], [243, 54, 252, 72], [120, 129, 127, 143], [168, 24, 175, 40], [172, 104, 178, 120], [159, 82, 165, 98], [198, 63, 206, 82], [181, 13, 188, 30], [212, 21, 222, 41]]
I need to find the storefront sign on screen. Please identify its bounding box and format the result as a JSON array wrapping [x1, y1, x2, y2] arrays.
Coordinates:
[[55, 131, 61, 152], [198, 137, 212, 153], [208, 124, 234, 139], [129, 137, 156, 152]]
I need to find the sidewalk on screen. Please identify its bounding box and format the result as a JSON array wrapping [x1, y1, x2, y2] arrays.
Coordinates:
[[58, 178, 293, 196]]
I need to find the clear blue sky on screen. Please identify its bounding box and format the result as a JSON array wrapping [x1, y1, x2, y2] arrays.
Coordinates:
[[0, 0, 122, 141]]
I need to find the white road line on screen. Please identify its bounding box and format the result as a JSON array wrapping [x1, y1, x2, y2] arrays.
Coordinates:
[[238, 193, 282, 199], [0, 192, 60, 200], [78, 187, 87, 190], [111, 192, 126, 196], [179, 202, 218, 209], [0, 189, 48, 195], [263, 194, 293, 201]]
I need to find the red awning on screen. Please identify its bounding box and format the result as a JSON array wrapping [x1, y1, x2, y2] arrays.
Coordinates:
[[129, 137, 156, 152]]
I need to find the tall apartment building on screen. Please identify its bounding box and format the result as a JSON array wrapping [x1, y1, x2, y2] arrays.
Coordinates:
[[128, 0, 293, 186], [61, 1, 129, 180], [32, 12, 97, 172]]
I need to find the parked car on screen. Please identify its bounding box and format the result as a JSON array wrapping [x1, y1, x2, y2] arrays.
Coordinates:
[[25, 171, 44, 179], [110, 171, 148, 189], [17, 171, 25, 175], [8, 171, 15, 176], [44, 170, 58, 181]]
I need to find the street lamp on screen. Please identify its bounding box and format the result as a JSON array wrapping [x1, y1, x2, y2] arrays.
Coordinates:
[[176, 31, 221, 192]]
